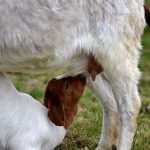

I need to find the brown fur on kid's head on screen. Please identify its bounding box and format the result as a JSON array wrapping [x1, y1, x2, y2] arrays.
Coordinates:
[[144, 5, 150, 27], [43, 74, 86, 129]]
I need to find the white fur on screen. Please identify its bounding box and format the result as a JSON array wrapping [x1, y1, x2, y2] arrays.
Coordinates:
[[0, 73, 66, 150], [87, 73, 120, 150], [0, 0, 146, 150]]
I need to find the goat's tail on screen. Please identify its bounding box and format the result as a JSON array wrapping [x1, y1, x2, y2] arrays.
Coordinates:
[[144, 5, 150, 27]]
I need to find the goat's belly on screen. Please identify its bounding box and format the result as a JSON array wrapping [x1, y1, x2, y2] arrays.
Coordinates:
[[0, 53, 88, 74], [0, 57, 61, 73]]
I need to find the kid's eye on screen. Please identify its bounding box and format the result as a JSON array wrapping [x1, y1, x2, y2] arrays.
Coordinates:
[[65, 82, 71, 90]]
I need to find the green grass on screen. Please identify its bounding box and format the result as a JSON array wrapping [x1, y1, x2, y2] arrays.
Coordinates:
[[11, 15, 150, 150]]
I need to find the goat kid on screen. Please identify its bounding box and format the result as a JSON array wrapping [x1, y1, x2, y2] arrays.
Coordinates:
[[0, 1, 147, 150], [0, 73, 86, 150]]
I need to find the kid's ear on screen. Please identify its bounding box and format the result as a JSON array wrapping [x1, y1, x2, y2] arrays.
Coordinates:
[[44, 91, 65, 127], [48, 97, 65, 126]]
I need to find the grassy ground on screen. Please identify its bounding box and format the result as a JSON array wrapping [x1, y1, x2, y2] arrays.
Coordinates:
[[11, 16, 150, 150]]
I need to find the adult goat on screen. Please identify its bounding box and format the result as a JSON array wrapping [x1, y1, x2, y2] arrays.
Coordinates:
[[0, 1, 147, 150]]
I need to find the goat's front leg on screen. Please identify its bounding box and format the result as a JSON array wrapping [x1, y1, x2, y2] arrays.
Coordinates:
[[87, 73, 120, 150]]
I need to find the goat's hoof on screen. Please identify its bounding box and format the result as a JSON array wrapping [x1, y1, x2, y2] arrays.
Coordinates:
[[96, 144, 117, 150]]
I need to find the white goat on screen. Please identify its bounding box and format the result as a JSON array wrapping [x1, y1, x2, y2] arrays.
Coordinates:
[[0, 72, 86, 150], [0, 1, 146, 150]]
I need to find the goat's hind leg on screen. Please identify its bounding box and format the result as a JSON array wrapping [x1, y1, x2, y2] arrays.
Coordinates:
[[87, 73, 120, 150], [104, 64, 141, 150], [112, 80, 141, 150]]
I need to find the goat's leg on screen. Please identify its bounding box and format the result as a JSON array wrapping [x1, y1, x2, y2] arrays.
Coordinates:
[[87, 73, 120, 150], [104, 66, 141, 150], [112, 83, 141, 150]]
